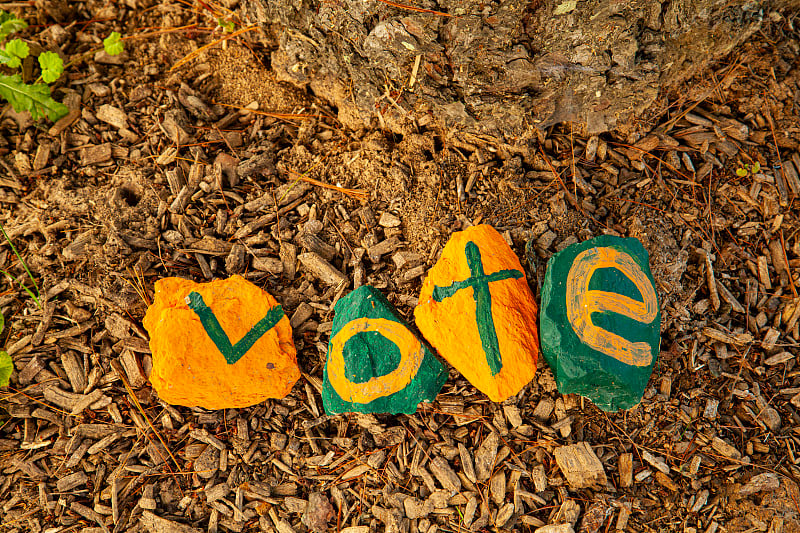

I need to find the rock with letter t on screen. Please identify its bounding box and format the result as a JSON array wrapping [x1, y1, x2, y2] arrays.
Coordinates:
[[143, 275, 300, 409], [540, 235, 661, 411], [414, 225, 540, 402], [323, 285, 447, 414]]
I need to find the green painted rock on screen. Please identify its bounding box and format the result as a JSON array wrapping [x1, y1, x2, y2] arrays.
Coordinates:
[[539, 235, 661, 411], [323, 286, 447, 414]]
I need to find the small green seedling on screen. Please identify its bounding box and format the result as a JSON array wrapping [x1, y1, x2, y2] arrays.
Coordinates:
[[0, 313, 8, 387], [0, 11, 125, 122], [0, 221, 40, 387], [735, 161, 761, 178], [0, 222, 40, 308], [0, 10, 67, 121], [38, 51, 64, 83], [103, 31, 124, 56], [216, 17, 236, 33], [0, 350, 11, 387]]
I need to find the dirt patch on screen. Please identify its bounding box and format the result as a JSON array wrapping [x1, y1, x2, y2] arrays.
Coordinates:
[[207, 44, 311, 112]]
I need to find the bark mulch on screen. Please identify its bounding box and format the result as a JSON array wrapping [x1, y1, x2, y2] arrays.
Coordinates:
[[1, 3, 800, 533]]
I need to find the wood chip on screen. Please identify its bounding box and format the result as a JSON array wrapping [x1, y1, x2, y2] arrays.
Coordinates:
[[764, 351, 794, 365], [700, 249, 720, 311], [81, 143, 112, 166], [641, 450, 670, 474], [757, 255, 772, 289], [474, 431, 499, 482], [140, 511, 203, 533], [96, 104, 128, 129], [458, 442, 477, 483], [70, 502, 110, 533], [119, 349, 147, 388], [711, 437, 742, 460], [554, 442, 607, 489], [57, 470, 88, 492], [618, 453, 633, 488], [429, 456, 461, 494], [769, 239, 791, 287], [298, 252, 347, 286], [702, 327, 753, 345], [716, 280, 745, 313]]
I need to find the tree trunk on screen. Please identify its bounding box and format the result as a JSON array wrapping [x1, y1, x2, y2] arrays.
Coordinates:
[[242, 0, 788, 146]]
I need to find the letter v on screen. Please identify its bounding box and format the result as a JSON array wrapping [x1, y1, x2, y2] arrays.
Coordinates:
[[186, 291, 285, 365]]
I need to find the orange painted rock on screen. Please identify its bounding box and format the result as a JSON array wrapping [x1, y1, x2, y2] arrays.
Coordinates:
[[143, 276, 300, 409], [414, 225, 539, 402]]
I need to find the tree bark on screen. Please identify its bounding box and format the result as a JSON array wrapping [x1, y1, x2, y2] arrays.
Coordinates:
[[242, 0, 788, 146]]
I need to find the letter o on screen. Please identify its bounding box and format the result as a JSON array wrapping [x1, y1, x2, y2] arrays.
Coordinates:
[[327, 318, 424, 404]]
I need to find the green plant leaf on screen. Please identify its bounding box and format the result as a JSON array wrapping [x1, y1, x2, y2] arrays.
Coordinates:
[[0, 350, 11, 387], [4, 38, 28, 68], [0, 11, 27, 43], [0, 74, 69, 121], [103, 32, 124, 56], [735, 167, 748, 177], [0, 309, 4, 335], [217, 17, 235, 33], [752, 161, 761, 174], [38, 51, 63, 83]]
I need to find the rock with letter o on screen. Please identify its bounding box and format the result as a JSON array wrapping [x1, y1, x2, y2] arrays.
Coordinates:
[[540, 235, 661, 411], [322, 285, 447, 415]]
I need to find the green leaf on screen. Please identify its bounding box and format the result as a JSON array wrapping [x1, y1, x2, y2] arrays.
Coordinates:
[[736, 167, 748, 177], [103, 32, 124, 56], [752, 161, 761, 174], [217, 17, 235, 33], [3, 38, 28, 68], [0, 11, 27, 43], [38, 51, 63, 83], [0, 74, 69, 121], [0, 309, 4, 335], [0, 350, 11, 387]]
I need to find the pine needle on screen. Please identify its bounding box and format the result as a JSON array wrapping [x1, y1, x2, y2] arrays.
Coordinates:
[[376, 0, 456, 17], [111, 359, 183, 494], [213, 101, 326, 121], [286, 167, 369, 202]]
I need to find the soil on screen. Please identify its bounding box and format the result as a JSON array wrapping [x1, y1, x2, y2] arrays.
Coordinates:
[[1, 2, 800, 533]]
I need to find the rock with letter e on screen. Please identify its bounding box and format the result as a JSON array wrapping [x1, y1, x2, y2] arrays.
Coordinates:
[[540, 235, 661, 411], [415, 225, 540, 402], [323, 285, 447, 414], [143, 275, 300, 409]]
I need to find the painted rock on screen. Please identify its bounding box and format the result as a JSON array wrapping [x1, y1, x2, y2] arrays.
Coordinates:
[[540, 235, 661, 411], [323, 285, 446, 414], [143, 275, 300, 409], [414, 225, 539, 402]]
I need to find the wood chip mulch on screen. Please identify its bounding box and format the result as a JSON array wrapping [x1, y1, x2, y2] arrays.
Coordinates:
[[2, 3, 800, 533]]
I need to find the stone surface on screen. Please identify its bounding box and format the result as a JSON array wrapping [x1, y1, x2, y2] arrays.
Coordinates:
[[323, 285, 446, 414], [143, 275, 300, 409], [539, 235, 661, 411], [414, 224, 539, 402]]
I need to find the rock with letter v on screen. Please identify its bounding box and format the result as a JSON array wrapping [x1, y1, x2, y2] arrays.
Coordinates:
[[414, 225, 540, 402], [323, 285, 446, 414], [540, 235, 661, 411], [143, 275, 300, 409]]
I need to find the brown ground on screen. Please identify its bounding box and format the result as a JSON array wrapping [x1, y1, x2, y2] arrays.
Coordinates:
[[2, 2, 800, 533]]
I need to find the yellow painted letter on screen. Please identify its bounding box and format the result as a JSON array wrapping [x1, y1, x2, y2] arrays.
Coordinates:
[[566, 247, 658, 367], [327, 318, 424, 404]]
